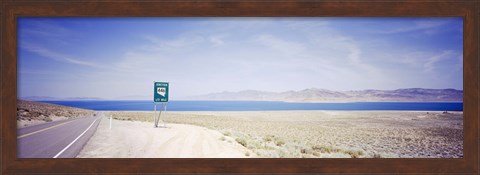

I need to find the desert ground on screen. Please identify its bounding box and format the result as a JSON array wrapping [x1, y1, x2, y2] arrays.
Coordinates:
[[17, 100, 253, 158], [85, 110, 463, 158], [77, 112, 251, 158], [17, 100, 95, 128]]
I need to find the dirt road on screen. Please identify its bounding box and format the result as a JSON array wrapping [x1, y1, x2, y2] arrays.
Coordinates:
[[77, 113, 251, 158]]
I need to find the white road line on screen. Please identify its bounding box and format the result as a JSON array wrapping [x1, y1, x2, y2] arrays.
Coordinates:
[[53, 117, 99, 158]]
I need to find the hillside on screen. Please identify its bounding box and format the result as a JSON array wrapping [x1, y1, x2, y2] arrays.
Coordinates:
[[186, 88, 463, 102], [17, 100, 95, 127]]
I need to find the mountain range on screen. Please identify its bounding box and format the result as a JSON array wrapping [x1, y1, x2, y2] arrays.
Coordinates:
[[21, 88, 463, 102], [185, 88, 463, 102]]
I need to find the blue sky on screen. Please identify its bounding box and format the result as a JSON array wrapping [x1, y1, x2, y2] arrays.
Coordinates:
[[18, 17, 463, 100]]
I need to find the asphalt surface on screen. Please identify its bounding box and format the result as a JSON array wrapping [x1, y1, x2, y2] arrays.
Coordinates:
[[17, 112, 102, 158]]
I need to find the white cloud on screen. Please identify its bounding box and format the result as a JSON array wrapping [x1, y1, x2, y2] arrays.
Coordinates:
[[343, 41, 380, 75], [121, 19, 396, 94], [21, 43, 103, 69], [424, 51, 454, 72], [140, 34, 205, 52], [254, 34, 305, 56], [19, 19, 76, 46], [21, 19, 72, 37], [209, 35, 226, 46], [396, 50, 460, 73], [375, 19, 448, 34]]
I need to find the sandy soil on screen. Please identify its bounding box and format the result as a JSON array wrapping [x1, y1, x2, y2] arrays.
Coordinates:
[[17, 100, 95, 128], [17, 116, 69, 128], [107, 110, 463, 158], [77, 113, 252, 158]]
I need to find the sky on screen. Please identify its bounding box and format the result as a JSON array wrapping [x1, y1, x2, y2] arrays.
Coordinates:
[[18, 17, 463, 100]]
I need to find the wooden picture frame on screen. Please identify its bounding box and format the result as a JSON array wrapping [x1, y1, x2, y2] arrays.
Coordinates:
[[1, 0, 478, 174]]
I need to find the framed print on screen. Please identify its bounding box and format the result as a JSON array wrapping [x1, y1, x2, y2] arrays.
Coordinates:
[[1, 0, 479, 174]]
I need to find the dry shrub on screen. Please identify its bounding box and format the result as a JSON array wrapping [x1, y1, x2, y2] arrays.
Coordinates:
[[43, 117, 53, 122], [312, 145, 333, 153], [275, 139, 286, 146], [263, 135, 275, 142], [235, 138, 247, 147]]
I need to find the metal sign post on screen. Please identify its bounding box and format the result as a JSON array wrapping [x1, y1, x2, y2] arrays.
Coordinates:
[[153, 104, 156, 127], [153, 102, 167, 127], [153, 82, 169, 128], [163, 103, 167, 127]]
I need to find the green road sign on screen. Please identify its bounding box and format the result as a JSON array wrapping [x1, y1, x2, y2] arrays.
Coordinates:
[[154, 82, 169, 102]]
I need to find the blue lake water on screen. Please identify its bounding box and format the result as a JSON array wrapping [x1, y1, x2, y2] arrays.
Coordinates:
[[39, 100, 463, 111]]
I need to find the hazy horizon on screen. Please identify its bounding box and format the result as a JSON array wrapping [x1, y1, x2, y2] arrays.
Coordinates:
[[18, 17, 463, 100], [20, 87, 464, 100]]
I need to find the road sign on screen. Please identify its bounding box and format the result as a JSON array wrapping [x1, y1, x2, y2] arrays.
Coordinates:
[[154, 82, 169, 102]]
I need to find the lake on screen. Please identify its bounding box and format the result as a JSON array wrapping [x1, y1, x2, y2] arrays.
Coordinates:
[[39, 100, 463, 111]]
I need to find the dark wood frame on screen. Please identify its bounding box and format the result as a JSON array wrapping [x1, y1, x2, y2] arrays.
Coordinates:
[[1, 0, 478, 174]]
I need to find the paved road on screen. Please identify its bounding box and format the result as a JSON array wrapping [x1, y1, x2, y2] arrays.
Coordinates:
[[17, 112, 102, 158]]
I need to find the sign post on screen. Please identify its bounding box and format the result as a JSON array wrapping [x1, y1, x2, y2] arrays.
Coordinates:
[[153, 82, 169, 128]]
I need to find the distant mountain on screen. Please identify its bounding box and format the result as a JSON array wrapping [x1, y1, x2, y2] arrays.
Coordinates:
[[186, 88, 463, 102], [20, 96, 59, 101], [21, 96, 104, 101]]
